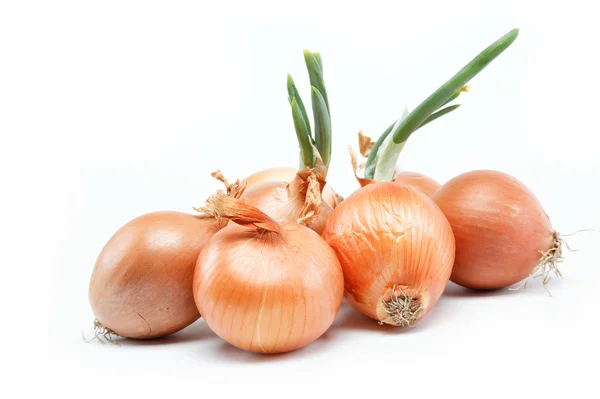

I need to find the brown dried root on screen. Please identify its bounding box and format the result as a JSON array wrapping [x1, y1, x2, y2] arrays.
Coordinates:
[[510, 230, 583, 296], [82, 319, 120, 345], [376, 286, 423, 327]]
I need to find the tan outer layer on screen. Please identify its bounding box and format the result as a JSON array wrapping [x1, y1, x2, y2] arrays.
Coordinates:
[[394, 171, 442, 198], [432, 169, 554, 290], [193, 222, 344, 354], [88, 211, 220, 339], [240, 178, 332, 235], [241, 167, 340, 209], [323, 182, 455, 323]]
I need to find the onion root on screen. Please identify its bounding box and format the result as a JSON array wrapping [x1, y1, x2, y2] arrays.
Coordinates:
[[376, 286, 423, 327], [510, 231, 575, 295]]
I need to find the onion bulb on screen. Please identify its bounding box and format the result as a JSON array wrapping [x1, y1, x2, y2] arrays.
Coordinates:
[[193, 191, 344, 353], [87, 171, 243, 340], [432, 169, 563, 291], [323, 182, 455, 326], [240, 168, 332, 235], [241, 166, 343, 209]]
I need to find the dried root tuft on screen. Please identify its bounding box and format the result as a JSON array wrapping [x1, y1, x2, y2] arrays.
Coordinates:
[[82, 319, 120, 345], [377, 286, 423, 327], [511, 231, 576, 296]]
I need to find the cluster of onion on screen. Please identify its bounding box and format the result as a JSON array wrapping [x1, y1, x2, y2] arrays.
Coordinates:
[[86, 50, 347, 353], [88, 170, 345, 354], [88, 172, 244, 340], [86, 28, 571, 357]]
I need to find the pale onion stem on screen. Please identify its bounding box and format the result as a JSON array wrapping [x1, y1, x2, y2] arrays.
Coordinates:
[[373, 106, 409, 182], [374, 137, 406, 182]]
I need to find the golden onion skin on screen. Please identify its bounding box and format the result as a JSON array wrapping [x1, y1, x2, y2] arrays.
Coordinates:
[[193, 221, 344, 354], [240, 179, 333, 235], [241, 166, 341, 209], [432, 170, 554, 290], [89, 211, 220, 339], [323, 183, 455, 325], [394, 171, 441, 198]]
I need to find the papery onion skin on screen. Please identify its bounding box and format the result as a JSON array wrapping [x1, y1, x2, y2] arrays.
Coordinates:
[[193, 216, 344, 354], [240, 177, 332, 235], [89, 211, 221, 339], [394, 171, 441, 198], [241, 166, 342, 209], [432, 169, 554, 290], [322, 182, 455, 326]]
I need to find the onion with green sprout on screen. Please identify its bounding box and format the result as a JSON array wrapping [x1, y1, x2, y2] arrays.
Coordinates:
[[324, 29, 521, 326], [241, 50, 342, 234]]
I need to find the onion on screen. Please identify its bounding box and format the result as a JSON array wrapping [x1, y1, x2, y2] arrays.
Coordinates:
[[432, 169, 564, 291], [87, 171, 243, 340], [241, 166, 343, 209], [322, 182, 455, 326], [240, 168, 332, 235], [193, 191, 344, 353]]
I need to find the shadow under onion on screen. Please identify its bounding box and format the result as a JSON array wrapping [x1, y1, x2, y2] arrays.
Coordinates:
[[441, 281, 552, 298], [87, 319, 219, 347], [212, 328, 337, 363], [328, 300, 423, 334]]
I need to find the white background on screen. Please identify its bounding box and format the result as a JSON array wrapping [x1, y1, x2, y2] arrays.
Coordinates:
[[2, 0, 599, 398]]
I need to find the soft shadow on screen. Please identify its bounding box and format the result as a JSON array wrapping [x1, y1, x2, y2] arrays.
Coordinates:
[[328, 301, 421, 335], [104, 319, 219, 347], [442, 281, 520, 298], [212, 331, 335, 363]]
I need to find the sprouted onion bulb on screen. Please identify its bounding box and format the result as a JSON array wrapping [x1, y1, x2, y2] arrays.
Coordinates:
[[87, 172, 242, 340], [432, 169, 564, 291], [239, 49, 343, 220], [193, 191, 344, 353], [323, 183, 455, 326]]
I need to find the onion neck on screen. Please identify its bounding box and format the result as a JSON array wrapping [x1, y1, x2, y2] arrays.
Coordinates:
[[197, 187, 282, 236], [287, 168, 327, 226]]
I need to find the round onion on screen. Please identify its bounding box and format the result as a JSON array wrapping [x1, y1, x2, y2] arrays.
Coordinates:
[[87, 171, 242, 340], [240, 168, 332, 235], [241, 166, 343, 209], [432, 169, 560, 290], [323, 182, 455, 326], [193, 192, 344, 353], [88, 211, 222, 339]]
